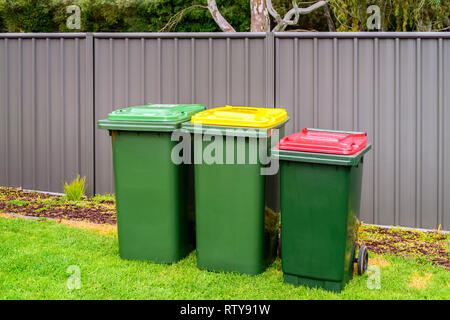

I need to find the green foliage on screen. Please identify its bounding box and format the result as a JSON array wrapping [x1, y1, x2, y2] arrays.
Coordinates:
[[0, 3, 5, 32], [63, 175, 86, 201], [8, 199, 28, 206], [0, 0, 447, 33], [53, 0, 131, 32], [91, 193, 115, 203], [329, 0, 450, 31], [0, 0, 250, 32], [0, 0, 63, 32]]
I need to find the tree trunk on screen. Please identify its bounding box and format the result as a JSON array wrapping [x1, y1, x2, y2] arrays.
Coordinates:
[[250, 0, 269, 32], [207, 0, 236, 32]]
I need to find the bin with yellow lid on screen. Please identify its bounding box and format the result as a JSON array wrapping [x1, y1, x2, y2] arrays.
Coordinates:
[[182, 106, 289, 275]]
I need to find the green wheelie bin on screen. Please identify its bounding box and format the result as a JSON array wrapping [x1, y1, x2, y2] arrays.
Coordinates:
[[181, 106, 289, 275], [98, 103, 206, 263], [272, 128, 371, 292]]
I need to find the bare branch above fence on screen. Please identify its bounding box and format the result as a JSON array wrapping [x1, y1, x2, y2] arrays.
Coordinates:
[[207, 0, 236, 32], [267, 0, 330, 32]]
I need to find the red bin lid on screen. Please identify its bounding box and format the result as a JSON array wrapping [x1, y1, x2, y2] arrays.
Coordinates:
[[277, 128, 368, 155]]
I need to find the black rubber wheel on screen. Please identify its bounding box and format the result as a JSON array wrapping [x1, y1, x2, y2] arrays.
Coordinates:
[[357, 245, 368, 275]]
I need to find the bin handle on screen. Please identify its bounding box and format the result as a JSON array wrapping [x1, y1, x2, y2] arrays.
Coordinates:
[[305, 127, 367, 136]]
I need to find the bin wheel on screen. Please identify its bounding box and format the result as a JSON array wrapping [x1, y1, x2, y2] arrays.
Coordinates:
[[357, 245, 368, 275]]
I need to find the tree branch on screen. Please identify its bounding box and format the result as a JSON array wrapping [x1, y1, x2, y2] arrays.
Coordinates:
[[323, 3, 335, 31], [207, 0, 236, 32], [159, 5, 208, 32], [267, 0, 330, 32], [266, 0, 282, 24]]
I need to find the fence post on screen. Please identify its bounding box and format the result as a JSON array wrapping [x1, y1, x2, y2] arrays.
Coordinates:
[[265, 32, 275, 108], [82, 32, 95, 196]]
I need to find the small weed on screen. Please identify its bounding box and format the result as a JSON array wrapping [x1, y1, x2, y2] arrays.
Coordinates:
[[34, 206, 51, 213], [63, 175, 87, 201], [92, 193, 115, 203], [8, 200, 28, 206]]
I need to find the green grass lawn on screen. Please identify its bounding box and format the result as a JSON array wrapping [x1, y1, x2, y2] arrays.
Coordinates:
[[0, 216, 448, 300]]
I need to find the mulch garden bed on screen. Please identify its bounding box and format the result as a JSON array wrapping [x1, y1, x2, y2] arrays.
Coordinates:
[[0, 187, 116, 224], [358, 224, 449, 271], [1, 187, 448, 270]]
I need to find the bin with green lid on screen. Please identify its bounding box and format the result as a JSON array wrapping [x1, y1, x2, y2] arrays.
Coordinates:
[[272, 128, 371, 292], [182, 106, 289, 275], [98, 103, 206, 263]]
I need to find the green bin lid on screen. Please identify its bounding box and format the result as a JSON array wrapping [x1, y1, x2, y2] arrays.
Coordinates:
[[98, 104, 206, 132], [108, 104, 206, 122]]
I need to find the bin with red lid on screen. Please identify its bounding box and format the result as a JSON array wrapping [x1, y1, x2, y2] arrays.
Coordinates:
[[272, 128, 371, 292]]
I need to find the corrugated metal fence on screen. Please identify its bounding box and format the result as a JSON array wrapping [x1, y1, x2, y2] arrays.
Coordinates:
[[0, 32, 448, 230], [0, 33, 94, 197], [94, 33, 273, 193]]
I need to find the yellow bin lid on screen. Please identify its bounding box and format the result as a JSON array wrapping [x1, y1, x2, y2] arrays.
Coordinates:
[[190, 106, 288, 129]]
